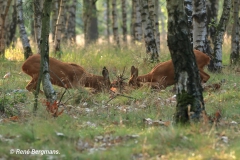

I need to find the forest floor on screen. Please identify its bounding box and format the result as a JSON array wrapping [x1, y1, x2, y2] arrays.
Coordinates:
[[0, 40, 240, 160]]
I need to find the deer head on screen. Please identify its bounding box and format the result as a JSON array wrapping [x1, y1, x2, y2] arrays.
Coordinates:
[[128, 50, 211, 89], [22, 54, 111, 92]]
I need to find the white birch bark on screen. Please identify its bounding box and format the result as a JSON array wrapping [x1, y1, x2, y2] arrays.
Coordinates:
[[133, 0, 142, 42], [192, 0, 208, 52], [213, 0, 231, 71], [140, 0, 159, 62], [16, 0, 32, 59]]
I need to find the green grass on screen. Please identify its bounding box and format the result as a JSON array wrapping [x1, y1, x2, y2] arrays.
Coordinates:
[[0, 40, 240, 159]]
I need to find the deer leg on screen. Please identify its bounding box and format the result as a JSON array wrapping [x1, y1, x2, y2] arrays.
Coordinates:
[[25, 74, 43, 93], [199, 70, 210, 83]]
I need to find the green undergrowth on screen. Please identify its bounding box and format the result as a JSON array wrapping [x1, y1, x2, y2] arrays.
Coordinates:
[[1, 42, 240, 159]]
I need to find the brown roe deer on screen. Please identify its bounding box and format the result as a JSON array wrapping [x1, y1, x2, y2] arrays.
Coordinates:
[[128, 50, 211, 89], [22, 54, 111, 92]]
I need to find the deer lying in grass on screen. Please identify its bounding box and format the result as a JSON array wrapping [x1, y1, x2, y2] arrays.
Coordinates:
[[129, 50, 211, 89], [22, 54, 111, 92]]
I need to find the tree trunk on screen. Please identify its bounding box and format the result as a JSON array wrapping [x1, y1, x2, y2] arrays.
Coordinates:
[[112, 0, 120, 47], [154, 0, 160, 54], [34, 0, 56, 113], [121, 0, 127, 42], [192, 0, 208, 53], [184, 0, 193, 46], [54, 0, 66, 55], [148, 0, 160, 55], [83, 0, 99, 45], [132, 0, 142, 42], [212, 0, 231, 72], [106, 0, 110, 43], [6, 0, 17, 48], [230, 0, 240, 65], [140, 0, 159, 62], [0, 0, 12, 57], [206, 0, 218, 42], [167, 0, 205, 124], [33, 0, 43, 54], [51, 0, 59, 42], [66, 0, 76, 43], [16, 0, 33, 60]]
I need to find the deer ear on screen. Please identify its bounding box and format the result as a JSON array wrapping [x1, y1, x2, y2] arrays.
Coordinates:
[[131, 66, 136, 76], [102, 66, 109, 79], [132, 67, 138, 78]]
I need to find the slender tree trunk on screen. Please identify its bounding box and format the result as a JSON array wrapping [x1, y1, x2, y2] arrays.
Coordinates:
[[54, 0, 66, 55], [212, 0, 231, 72], [192, 0, 208, 53], [230, 0, 240, 65], [33, 0, 43, 54], [0, 0, 12, 56], [107, 0, 111, 43], [6, 0, 17, 48], [148, 0, 160, 56], [16, 0, 33, 60], [154, 0, 160, 54], [67, 0, 76, 43], [167, 0, 204, 124], [106, 0, 110, 43], [140, 0, 159, 62], [34, 0, 57, 113], [51, 0, 59, 42], [132, 0, 142, 42], [121, 0, 127, 42], [112, 0, 120, 47], [83, 0, 99, 45]]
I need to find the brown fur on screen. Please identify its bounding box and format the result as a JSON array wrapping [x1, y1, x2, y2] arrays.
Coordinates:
[[22, 54, 111, 92], [129, 49, 211, 89]]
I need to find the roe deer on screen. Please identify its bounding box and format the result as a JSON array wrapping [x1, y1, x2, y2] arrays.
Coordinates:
[[129, 49, 211, 89], [22, 54, 111, 92]]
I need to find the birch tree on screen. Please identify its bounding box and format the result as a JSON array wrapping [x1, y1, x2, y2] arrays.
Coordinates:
[[6, 0, 17, 48], [33, 0, 43, 54], [184, 0, 193, 46], [121, 0, 127, 42], [148, 0, 160, 55], [34, 0, 57, 112], [230, 0, 240, 65], [54, 0, 66, 55], [167, 0, 204, 123], [16, 0, 33, 59], [0, 0, 12, 56], [140, 0, 159, 62], [51, 0, 59, 42], [131, 0, 142, 42], [112, 0, 120, 46], [66, 0, 77, 43], [212, 0, 231, 72], [192, 0, 208, 53], [106, 0, 110, 43]]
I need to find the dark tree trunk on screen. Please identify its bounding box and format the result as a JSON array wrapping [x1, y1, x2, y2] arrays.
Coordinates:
[[230, 0, 240, 65], [83, 0, 99, 45], [167, 0, 205, 124], [6, 0, 17, 48], [34, 0, 57, 113]]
